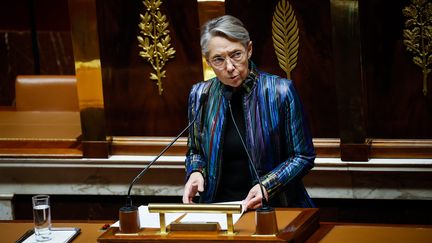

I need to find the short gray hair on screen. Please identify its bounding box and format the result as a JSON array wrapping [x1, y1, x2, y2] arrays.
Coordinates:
[[200, 15, 250, 57]]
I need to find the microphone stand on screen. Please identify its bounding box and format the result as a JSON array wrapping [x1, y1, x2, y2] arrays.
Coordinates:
[[225, 90, 278, 235], [119, 93, 208, 233]]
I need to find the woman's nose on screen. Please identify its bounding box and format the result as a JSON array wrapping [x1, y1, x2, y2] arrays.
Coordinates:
[[225, 58, 235, 72]]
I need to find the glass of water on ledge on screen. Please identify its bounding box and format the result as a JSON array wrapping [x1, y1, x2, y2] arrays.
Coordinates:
[[32, 195, 52, 242]]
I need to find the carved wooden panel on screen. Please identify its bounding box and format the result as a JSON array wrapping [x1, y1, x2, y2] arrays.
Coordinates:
[[97, 0, 203, 136], [226, 0, 339, 138]]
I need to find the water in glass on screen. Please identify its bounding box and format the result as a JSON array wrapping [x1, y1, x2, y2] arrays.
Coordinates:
[[32, 195, 52, 241]]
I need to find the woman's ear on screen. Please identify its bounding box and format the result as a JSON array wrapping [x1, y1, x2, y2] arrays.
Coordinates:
[[247, 41, 253, 59]]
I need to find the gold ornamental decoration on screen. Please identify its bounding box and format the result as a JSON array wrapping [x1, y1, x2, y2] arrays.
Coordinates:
[[137, 0, 176, 95], [402, 0, 432, 96], [272, 0, 299, 80]]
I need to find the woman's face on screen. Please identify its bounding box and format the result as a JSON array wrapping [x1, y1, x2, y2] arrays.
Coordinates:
[[206, 36, 252, 88]]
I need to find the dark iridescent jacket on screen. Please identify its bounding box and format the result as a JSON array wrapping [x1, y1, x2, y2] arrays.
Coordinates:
[[185, 65, 316, 207]]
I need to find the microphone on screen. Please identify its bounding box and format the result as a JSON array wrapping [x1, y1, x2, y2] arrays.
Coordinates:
[[223, 86, 278, 235], [119, 92, 208, 233]]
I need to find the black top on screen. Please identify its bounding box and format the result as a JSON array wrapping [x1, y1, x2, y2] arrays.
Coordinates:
[[214, 89, 252, 202]]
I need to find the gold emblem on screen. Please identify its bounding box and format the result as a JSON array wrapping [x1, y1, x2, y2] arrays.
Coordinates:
[[272, 0, 299, 80], [402, 0, 432, 96], [137, 0, 176, 95]]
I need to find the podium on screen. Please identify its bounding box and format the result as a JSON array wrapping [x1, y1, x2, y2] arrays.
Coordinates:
[[97, 208, 319, 242]]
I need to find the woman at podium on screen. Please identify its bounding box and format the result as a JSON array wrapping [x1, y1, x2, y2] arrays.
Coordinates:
[[183, 15, 315, 210]]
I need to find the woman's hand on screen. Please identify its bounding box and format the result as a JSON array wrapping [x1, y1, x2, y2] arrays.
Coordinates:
[[243, 184, 268, 210], [182, 172, 204, 203]]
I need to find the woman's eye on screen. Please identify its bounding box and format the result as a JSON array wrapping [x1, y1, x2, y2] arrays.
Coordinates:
[[212, 57, 224, 65], [231, 51, 242, 59]]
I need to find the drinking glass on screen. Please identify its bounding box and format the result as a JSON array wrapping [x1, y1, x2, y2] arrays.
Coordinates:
[[32, 195, 52, 242]]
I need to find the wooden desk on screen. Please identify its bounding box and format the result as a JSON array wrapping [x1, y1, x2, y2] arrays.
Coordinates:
[[306, 222, 432, 243], [0, 221, 113, 243], [0, 111, 81, 139], [98, 208, 319, 242], [0, 111, 82, 157]]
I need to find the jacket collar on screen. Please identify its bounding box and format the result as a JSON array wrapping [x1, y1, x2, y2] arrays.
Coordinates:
[[241, 61, 258, 95]]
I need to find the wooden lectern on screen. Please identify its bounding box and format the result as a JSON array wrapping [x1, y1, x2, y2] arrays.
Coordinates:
[[97, 207, 319, 242]]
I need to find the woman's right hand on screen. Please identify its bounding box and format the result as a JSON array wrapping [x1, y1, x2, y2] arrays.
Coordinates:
[[182, 172, 204, 203]]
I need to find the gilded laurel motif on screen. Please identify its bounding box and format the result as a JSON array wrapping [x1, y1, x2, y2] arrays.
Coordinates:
[[137, 0, 176, 95], [402, 0, 432, 96], [272, 0, 299, 79]]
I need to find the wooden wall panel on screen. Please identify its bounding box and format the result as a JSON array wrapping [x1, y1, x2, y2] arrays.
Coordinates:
[[97, 0, 203, 137], [361, 0, 432, 139], [226, 0, 339, 138]]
